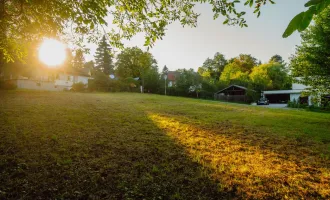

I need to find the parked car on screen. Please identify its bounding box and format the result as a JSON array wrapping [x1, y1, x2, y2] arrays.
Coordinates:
[[257, 98, 269, 105]]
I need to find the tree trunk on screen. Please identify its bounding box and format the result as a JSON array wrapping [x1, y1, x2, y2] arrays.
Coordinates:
[[0, 0, 5, 76]]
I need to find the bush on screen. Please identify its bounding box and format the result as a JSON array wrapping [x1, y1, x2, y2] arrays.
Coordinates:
[[287, 99, 308, 109], [71, 82, 86, 92], [0, 80, 17, 90], [199, 90, 214, 99]]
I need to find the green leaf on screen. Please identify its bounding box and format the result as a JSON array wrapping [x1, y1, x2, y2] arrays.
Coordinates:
[[304, 0, 323, 7], [282, 12, 305, 38], [298, 7, 316, 31], [315, 0, 330, 13], [223, 19, 229, 24], [249, 0, 254, 7]]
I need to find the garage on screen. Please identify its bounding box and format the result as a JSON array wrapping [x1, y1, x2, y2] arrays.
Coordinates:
[[264, 93, 290, 104], [262, 90, 311, 105]]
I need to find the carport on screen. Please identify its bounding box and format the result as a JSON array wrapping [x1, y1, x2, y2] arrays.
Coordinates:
[[262, 90, 307, 104]]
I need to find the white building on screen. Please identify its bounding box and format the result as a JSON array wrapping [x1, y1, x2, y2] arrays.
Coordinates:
[[9, 68, 92, 91], [55, 68, 92, 90], [262, 80, 312, 105]]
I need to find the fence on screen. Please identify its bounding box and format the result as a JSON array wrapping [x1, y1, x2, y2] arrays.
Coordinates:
[[214, 94, 251, 103]]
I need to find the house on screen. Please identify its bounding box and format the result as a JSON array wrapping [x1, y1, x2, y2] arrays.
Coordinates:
[[7, 67, 92, 91], [55, 68, 92, 90], [167, 71, 180, 87], [262, 80, 312, 105], [214, 85, 254, 103]]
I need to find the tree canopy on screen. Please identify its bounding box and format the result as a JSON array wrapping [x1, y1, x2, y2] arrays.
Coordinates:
[[290, 6, 330, 97], [72, 50, 85, 69], [220, 62, 250, 86], [115, 47, 157, 91], [95, 36, 113, 75], [1, 0, 328, 63], [269, 54, 284, 64], [250, 62, 290, 91], [198, 52, 227, 83]]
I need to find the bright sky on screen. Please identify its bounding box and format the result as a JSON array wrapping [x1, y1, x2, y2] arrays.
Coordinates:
[[85, 0, 305, 71]]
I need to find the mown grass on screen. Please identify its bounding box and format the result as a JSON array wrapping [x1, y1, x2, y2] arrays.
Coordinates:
[[0, 91, 329, 199]]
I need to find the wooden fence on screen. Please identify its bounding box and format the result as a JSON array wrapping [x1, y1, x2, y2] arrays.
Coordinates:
[[214, 94, 251, 103]]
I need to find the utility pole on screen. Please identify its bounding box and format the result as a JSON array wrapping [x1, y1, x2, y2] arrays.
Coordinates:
[[164, 74, 167, 95]]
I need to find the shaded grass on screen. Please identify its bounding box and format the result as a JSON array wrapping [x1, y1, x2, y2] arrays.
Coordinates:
[[0, 91, 330, 199]]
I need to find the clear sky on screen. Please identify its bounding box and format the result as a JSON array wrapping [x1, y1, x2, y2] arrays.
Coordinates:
[[85, 0, 305, 71]]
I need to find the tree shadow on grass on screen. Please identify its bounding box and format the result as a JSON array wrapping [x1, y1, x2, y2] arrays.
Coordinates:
[[145, 111, 330, 199], [1, 91, 329, 199], [0, 94, 229, 199]]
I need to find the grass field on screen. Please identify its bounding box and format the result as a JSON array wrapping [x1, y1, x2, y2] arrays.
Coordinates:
[[1, 91, 330, 199]]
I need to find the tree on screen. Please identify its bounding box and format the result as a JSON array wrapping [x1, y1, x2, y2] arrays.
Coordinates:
[[144, 65, 161, 93], [72, 50, 85, 69], [226, 54, 258, 73], [249, 64, 273, 91], [162, 65, 169, 77], [115, 47, 157, 91], [290, 6, 330, 98], [198, 52, 227, 82], [95, 36, 113, 75], [269, 55, 284, 64], [283, 0, 330, 38], [63, 48, 73, 69], [84, 61, 95, 70], [176, 69, 201, 97], [220, 62, 250, 86], [250, 62, 290, 91], [1, 0, 325, 63]]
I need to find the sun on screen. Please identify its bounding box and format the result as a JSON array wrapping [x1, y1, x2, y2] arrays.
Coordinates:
[[38, 38, 66, 67]]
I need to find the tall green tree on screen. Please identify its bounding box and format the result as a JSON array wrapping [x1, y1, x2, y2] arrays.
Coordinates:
[[229, 54, 258, 73], [176, 68, 201, 96], [290, 6, 330, 97], [1, 0, 325, 63], [220, 62, 250, 86], [269, 54, 284, 64], [72, 49, 85, 69], [198, 52, 227, 82], [249, 62, 289, 91], [84, 61, 95, 70], [95, 36, 113, 75], [144, 65, 161, 93], [115, 47, 157, 91], [162, 65, 169, 77]]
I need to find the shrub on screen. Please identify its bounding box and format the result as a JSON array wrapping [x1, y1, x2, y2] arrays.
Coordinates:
[[0, 80, 17, 90], [71, 82, 86, 92], [288, 99, 308, 109]]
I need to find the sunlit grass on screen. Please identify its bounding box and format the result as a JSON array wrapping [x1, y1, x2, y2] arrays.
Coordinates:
[[0, 91, 329, 199], [148, 113, 330, 199]]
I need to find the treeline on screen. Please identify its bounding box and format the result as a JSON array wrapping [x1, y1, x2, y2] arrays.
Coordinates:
[[0, 35, 291, 100], [84, 36, 290, 100]]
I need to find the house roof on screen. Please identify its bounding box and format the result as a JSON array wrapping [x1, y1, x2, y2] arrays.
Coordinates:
[[215, 85, 253, 94], [167, 71, 180, 81], [263, 90, 303, 95]]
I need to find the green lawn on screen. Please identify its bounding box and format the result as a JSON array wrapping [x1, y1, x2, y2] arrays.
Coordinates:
[[1, 91, 330, 199]]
